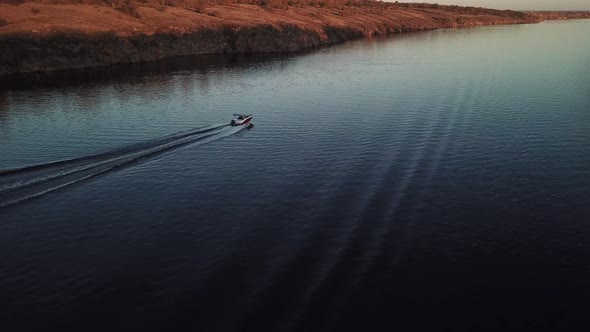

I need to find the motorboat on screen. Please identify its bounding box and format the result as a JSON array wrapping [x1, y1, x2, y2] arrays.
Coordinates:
[[231, 114, 253, 127]]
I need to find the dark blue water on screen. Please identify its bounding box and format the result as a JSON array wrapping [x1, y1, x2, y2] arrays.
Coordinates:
[[1, 20, 589, 331]]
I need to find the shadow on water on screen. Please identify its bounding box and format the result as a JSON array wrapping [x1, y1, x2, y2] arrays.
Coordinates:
[[0, 29, 447, 92], [0, 52, 301, 92]]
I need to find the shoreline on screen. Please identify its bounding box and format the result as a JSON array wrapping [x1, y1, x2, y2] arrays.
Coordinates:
[[1, 3, 588, 76]]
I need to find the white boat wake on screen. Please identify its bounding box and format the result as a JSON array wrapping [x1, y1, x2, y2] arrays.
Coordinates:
[[0, 123, 245, 207]]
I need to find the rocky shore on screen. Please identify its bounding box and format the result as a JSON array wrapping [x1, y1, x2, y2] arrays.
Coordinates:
[[0, 2, 588, 75]]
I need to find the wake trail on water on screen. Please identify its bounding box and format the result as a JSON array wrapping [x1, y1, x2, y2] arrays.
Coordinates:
[[0, 123, 244, 208]]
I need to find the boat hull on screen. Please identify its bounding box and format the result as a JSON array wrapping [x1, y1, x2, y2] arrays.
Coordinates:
[[231, 116, 253, 126]]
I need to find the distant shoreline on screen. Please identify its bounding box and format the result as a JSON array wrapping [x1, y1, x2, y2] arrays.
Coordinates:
[[1, 2, 589, 76]]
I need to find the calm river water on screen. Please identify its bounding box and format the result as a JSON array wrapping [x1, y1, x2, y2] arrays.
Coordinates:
[[1, 20, 589, 331]]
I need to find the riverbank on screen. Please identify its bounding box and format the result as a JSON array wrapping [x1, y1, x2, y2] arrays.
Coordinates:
[[0, 2, 588, 75]]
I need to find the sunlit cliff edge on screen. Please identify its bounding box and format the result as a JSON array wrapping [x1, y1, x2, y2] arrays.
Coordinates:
[[1, 1, 589, 75]]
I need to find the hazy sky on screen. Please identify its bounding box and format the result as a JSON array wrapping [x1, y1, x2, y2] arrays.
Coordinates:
[[418, 0, 590, 11]]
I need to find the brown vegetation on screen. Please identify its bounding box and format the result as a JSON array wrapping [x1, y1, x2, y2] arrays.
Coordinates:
[[0, 1, 542, 36], [528, 11, 590, 20], [0, 1, 588, 75], [0, 0, 535, 21]]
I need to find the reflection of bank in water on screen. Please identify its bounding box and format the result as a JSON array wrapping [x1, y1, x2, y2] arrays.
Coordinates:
[[0, 52, 297, 92]]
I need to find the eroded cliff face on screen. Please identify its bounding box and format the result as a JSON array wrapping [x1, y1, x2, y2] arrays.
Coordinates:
[[0, 3, 580, 75], [0, 26, 334, 75]]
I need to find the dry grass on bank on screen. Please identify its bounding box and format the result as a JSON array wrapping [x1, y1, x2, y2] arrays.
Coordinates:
[[0, 0, 536, 36], [0, 0, 529, 19]]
